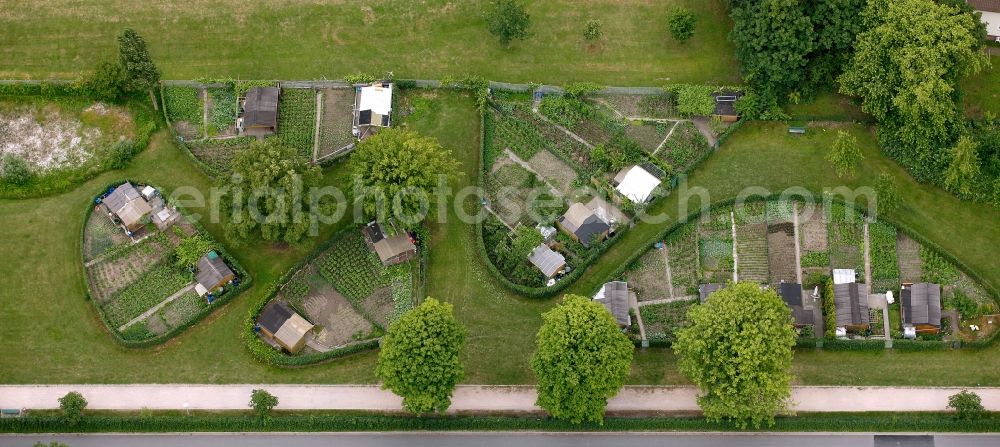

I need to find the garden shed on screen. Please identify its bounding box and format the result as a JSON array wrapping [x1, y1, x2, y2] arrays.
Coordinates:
[[354, 82, 393, 139], [833, 281, 869, 329], [557, 202, 611, 247], [239, 87, 280, 137], [699, 283, 724, 303], [528, 244, 565, 279], [779, 282, 814, 327], [257, 301, 313, 354], [195, 250, 235, 295], [613, 165, 662, 204], [595, 281, 631, 328], [102, 182, 153, 232], [901, 282, 942, 333], [711, 90, 744, 122], [362, 221, 416, 266]]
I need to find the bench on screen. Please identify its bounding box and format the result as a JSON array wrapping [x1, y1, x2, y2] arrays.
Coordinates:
[[789, 127, 806, 135], [0, 408, 22, 418]]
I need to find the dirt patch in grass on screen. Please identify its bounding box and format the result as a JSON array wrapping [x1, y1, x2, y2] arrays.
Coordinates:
[[625, 121, 667, 153], [301, 275, 375, 349], [317, 88, 355, 160], [83, 208, 129, 261], [798, 203, 828, 252], [768, 222, 798, 285], [0, 100, 134, 172], [625, 249, 669, 302], [527, 150, 577, 196]]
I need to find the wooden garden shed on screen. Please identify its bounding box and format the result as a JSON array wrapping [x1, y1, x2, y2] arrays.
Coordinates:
[[257, 301, 314, 354], [901, 282, 942, 333], [239, 87, 280, 137]]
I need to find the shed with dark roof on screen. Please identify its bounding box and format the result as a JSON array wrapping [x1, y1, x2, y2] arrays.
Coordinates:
[[362, 221, 416, 266], [595, 281, 631, 327], [902, 283, 942, 332], [196, 251, 235, 294], [240, 87, 280, 137], [557, 203, 611, 247], [833, 282, 869, 329], [779, 282, 814, 327]]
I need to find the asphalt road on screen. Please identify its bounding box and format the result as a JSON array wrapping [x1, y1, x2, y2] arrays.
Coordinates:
[[2, 433, 999, 447]]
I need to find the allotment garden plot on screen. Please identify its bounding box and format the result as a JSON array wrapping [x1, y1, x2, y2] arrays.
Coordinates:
[[265, 228, 422, 355], [83, 182, 246, 344]]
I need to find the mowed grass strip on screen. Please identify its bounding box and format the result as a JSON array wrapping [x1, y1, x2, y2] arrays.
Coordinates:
[[0, 0, 738, 86]]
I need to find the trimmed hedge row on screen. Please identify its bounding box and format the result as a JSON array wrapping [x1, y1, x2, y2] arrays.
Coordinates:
[[3, 412, 1000, 433], [80, 180, 252, 348]]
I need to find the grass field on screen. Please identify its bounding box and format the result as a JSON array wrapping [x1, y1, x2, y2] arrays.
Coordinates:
[[0, 0, 738, 86], [962, 55, 1000, 118], [3, 97, 1000, 386]]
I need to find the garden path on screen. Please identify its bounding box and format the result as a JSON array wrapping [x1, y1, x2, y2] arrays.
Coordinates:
[[5, 385, 1000, 413], [690, 117, 719, 148], [662, 248, 675, 300], [116, 283, 195, 332], [311, 90, 323, 163], [650, 121, 680, 156], [503, 149, 563, 198]]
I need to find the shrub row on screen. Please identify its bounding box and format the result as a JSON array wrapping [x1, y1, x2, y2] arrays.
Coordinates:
[[3, 412, 999, 433], [80, 180, 252, 348]]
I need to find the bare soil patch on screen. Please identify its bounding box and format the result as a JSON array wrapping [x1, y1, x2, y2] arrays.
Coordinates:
[[767, 222, 798, 285], [896, 232, 922, 283], [625, 249, 670, 302], [527, 150, 577, 196], [299, 272, 374, 349], [798, 203, 828, 252], [317, 88, 355, 160]]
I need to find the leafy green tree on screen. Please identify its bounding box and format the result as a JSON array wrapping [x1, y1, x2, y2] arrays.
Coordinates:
[[174, 235, 214, 267], [948, 390, 984, 420], [376, 297, 465, 414], [839, 0, 988, 182], [223, 139, 327, 244], [118, 28, 160, 93], [943, 135, 981, 195], [531, 294, 634, 424], [875, 172, 902, 215], [666, 6, 696, 43], [674, 282, 796, 428], [350, 128, 460, 223], [249, 389, 279, 420], [583, 19, 603, 41], [85, 61, 128, 102], [58, 391, 88, 425], [729, 0, 815, 101], [0, 154, 32, 185], [511, 225, 543, 260], [827, 130, 864, 178], [804, 0, 866, 87], [485, 0, 531, 48]]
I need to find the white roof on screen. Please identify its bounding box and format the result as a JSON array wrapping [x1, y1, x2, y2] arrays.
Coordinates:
[[194, 283, 209, 297], [979, 11, 1000, 38], [141, 185, 156, 198], [615, 165, 661, 203], [833, 269, 856, 285], [358, 84, 393, 116]]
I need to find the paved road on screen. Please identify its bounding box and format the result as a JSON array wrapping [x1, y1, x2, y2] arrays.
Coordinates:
[[2, 433, 999, 447], [3, 385, 1000, 413]]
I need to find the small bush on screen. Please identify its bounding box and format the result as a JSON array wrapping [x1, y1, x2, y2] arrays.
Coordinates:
[[250, 389, 279, 420], [1, 154, 33, 185], [667, 7, 696, 43], [948, 391, 984, 420], [103, 140, 137, 170], [583, 19, 603, 41], [59, 391, 87, 425]]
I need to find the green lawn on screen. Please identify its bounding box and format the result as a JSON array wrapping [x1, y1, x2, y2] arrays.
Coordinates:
[[3, 98, 1000, 386], [568, 121, 1000, 386], [0, 0, 738, 86]]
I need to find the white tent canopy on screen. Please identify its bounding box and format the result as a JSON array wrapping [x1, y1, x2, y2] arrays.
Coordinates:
[[614, 165, 661, 203], [833, 269, 856, 285], [358, 84, 393, 115]]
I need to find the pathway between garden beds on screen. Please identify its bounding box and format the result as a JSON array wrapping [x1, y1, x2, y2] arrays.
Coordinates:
[[3, 385, 1000, 413]]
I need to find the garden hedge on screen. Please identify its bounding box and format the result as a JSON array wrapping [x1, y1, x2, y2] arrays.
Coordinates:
[[3, 411, 999, 433], [80, 180, 252, 349]]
